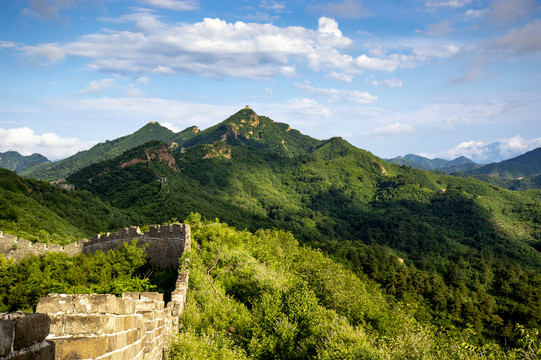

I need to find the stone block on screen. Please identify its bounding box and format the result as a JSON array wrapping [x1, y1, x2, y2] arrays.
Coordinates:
[[135, 301, 160, 312], [117, 331, 127, 349], [62, 314, 115, 336], [48, 315, 64, 336], [74, 294, 129, 314], [0, 318, 15, 357], [127, 328, 139, 345], [106, 333, 117, 353], [6, 341, 55, 360], [36, 294, 75, 314], [142, 311, 155, 321], [54, 336, 107, 359], [1, 312, 51, 351]]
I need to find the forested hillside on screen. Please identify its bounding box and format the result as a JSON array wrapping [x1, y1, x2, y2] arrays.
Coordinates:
[[0, 151, 49, 172], [62, 108, 541, 349], [168, 216, 540, 359], [0, 168, 139, 244], [2, 108, 541, 353], [20, 122, 199, 181]]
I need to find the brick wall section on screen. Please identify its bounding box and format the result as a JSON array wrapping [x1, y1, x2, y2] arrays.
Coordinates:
[[0, 312, 55, 360], [0, 223, 191, 267], [0, 224, 191, 359], [83, 224, 191, 267], [36, 294, 146, 360], [0, 231, 87, 261], [28, 268, 189, 360]]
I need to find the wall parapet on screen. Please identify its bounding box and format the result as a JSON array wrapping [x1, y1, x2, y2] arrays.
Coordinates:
[[0, 225, 191, 359], [0, 224, 191, 267], [0, 231, 88, 261]]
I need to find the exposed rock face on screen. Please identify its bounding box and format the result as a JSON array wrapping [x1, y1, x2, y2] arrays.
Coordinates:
[[120, 145, 180, 173]]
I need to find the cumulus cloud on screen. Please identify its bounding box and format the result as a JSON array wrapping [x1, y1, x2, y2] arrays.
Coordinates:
[[21, 43, 65, 66], [137, 0, 198, 11], [20, 0, 76, 22], [78, 78, 117, 94], [370, 77, 402, 87], [0, 127, 97, 160], [16, 13, 456, 81], [487, 19, 541, 54], [0, 41, 18, 49], [296, 82, 378, 104], [439, 135, 541, 163], [361, 122, 415, 137], [487, 0, 537, 25]]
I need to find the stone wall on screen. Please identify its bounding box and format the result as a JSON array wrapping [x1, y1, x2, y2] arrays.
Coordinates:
[[0, 224, 191, 267], [0, 312, 55, 360], [0, 224, 191, 360], [0, 231, 87, 261], [0, 268, 189, 360], [83, 224, 191, 267]]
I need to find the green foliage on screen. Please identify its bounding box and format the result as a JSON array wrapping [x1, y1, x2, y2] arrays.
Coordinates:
[[21, 122, 178, 181], [168, 217, 537, 360], [0, 240, 155, 312], [0, 151, 49, 173], [0, 168, 139, 244]]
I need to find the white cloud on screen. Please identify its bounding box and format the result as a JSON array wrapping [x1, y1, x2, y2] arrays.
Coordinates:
[[361, 122, 415, 137], [260, 0, 286, 12], [137, 75, 150, 84], [487, 19, 541, 54], [16, 14, 454, 81], [296, 82, 377, 104], [422, 20, 454, 36], [78, 78, 117, 94], [125, 87, 146, 97], [437, 135, 541, 163], [137, 0, 198, 11], [21, 43, 65, 65], [370, 77, 402, 87], [325, 71, 354, 82], [0, 127, 97, 160], [0, 41, 18, 49]]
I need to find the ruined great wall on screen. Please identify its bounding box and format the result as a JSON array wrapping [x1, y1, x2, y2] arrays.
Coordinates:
[[0, 224, 190, 360]]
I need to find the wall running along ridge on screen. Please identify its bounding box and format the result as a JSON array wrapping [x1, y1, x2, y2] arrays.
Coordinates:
[[0, 223, 191, 267], [0, 224, 190, 360]]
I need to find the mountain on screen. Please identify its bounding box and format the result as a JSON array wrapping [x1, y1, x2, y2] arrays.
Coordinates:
[[0, 167, 139, 244], [180, 106, 325, 156], [7, 107, 541, 350], [466, 147, 541, 178], [445, 138, 541, 164], [20, 121, 199, 181], [386, 154, 480, 173], [0, 151, 49, 172]]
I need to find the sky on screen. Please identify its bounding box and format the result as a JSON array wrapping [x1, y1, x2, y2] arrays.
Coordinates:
[[0, 0, 540, 163]]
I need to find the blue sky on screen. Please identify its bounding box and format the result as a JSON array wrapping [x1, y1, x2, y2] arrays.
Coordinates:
[[0, 0, 540, 162]]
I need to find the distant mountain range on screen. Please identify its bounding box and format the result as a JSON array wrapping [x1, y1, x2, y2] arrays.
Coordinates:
[[387, 148, 541, 190], [19, 122, 199, 181], [0, 151, 49, 173], [385, 154, 481, 173]]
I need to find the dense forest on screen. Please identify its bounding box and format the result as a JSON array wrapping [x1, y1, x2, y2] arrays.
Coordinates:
[[1, 108, 540, 357]]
